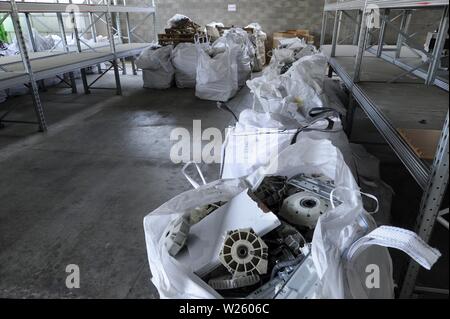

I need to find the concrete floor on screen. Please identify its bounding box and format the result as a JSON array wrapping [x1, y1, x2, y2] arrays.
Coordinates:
[[0, 67, 447, 298]]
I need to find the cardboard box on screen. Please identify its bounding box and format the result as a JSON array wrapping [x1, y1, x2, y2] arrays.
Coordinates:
[[272, 30, 314, 48]]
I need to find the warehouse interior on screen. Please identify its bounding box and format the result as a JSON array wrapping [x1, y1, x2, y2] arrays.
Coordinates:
[[0, 0, 448, 300]]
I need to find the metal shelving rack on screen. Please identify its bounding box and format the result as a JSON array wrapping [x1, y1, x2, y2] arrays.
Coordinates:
[[0, 0, 156, 131], [320, 0, 449, 298]]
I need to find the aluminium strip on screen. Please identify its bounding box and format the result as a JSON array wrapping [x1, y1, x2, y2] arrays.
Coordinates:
[[327, 56, 431, 189]]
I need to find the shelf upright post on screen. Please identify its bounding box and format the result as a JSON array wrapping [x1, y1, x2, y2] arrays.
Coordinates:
[[331, 10, 341, 57], [68, 0, 90, 94], [57, 11, 77, 93], [9, 0, 47, 132], [395, 10, 413, 59], [353, 10, 363, 46], [426, 6, 449, 85], [377, 9, 390, 57], [113, 0, 126, 75], [400, 111, 450, 299], [87, 0, 102, 74], [123, 0, 137, 75], [354, 6, 369, 83], [106, 1, 122, 95]]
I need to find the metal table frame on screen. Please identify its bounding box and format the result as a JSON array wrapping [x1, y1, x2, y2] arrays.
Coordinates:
[[321, 0, 449, 298], [0, 0, 156, 131]]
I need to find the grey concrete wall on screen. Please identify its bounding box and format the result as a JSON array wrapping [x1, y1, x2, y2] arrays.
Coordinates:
[[130, 0, 325, 44], [128, 1, 444, 48]]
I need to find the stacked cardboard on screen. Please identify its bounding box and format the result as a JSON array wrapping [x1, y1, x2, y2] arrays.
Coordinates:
[[273, 29, 315, 48]]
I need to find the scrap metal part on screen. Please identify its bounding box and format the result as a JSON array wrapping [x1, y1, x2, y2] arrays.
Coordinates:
[[254, 176, 288, 212], [280, 191, 330, 229], [164, 216, 190, 257], [219, 228, 268, 278], [208, 274, 261, 290], [287, 173, 341, 206], [190, 201, 225, 225]]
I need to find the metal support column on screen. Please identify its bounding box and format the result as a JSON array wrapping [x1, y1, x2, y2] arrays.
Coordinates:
[[87, 0, 102, 74], [396, 10, 413, 59], [377, 9, 390, 57], [331, 10, 341, 57], [113, 0, 127, 75], [426, 6, 449, 85], [106, 5, 122, 95], [124, 0, 137, 75], [57, 12, 77, 93], [346, 94, 357, 137], [69, 2, 90, 94], [400, 112, 450, 298], [353, 10, 363, 45], [354, 9, 370, 82], [10, 0, 47, 132]]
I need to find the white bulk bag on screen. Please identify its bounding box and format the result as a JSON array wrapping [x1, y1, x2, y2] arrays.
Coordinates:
[[223, 28, 255, 87], [246, 23, 267, 72], [144, 139, 439, 299], [144, 138, 356, 299], [136, 45, 175, 89], [172, 43, 199, 88], [247, 53, 327, 115], [220, 109, 353, 180], [247, 140, 440, 299], [195, 39, 239, 102]]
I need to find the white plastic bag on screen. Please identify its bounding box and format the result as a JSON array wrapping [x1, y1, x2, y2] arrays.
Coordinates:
[[195, 39, 239, 102], [172, 43, 199, 88]]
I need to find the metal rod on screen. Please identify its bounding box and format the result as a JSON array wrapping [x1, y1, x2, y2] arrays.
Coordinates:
[[24, 13, 37, 52], [354, 10, 369, 83], [414, 286, 449, 295], [396, 10, 413, 59], [69, 1, 90, 95], [10, 0, 47, 132], [353, 10, 363, 45], [377, 9, 390, 57], [426, 6, 449, 85], [331, 10, 340, 57], [124, 10, 137, 75], [57, 11, 78, 94], [0, 13, 9, 25], [105, 2, 122, 95], [400, 111, 450, 298]]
